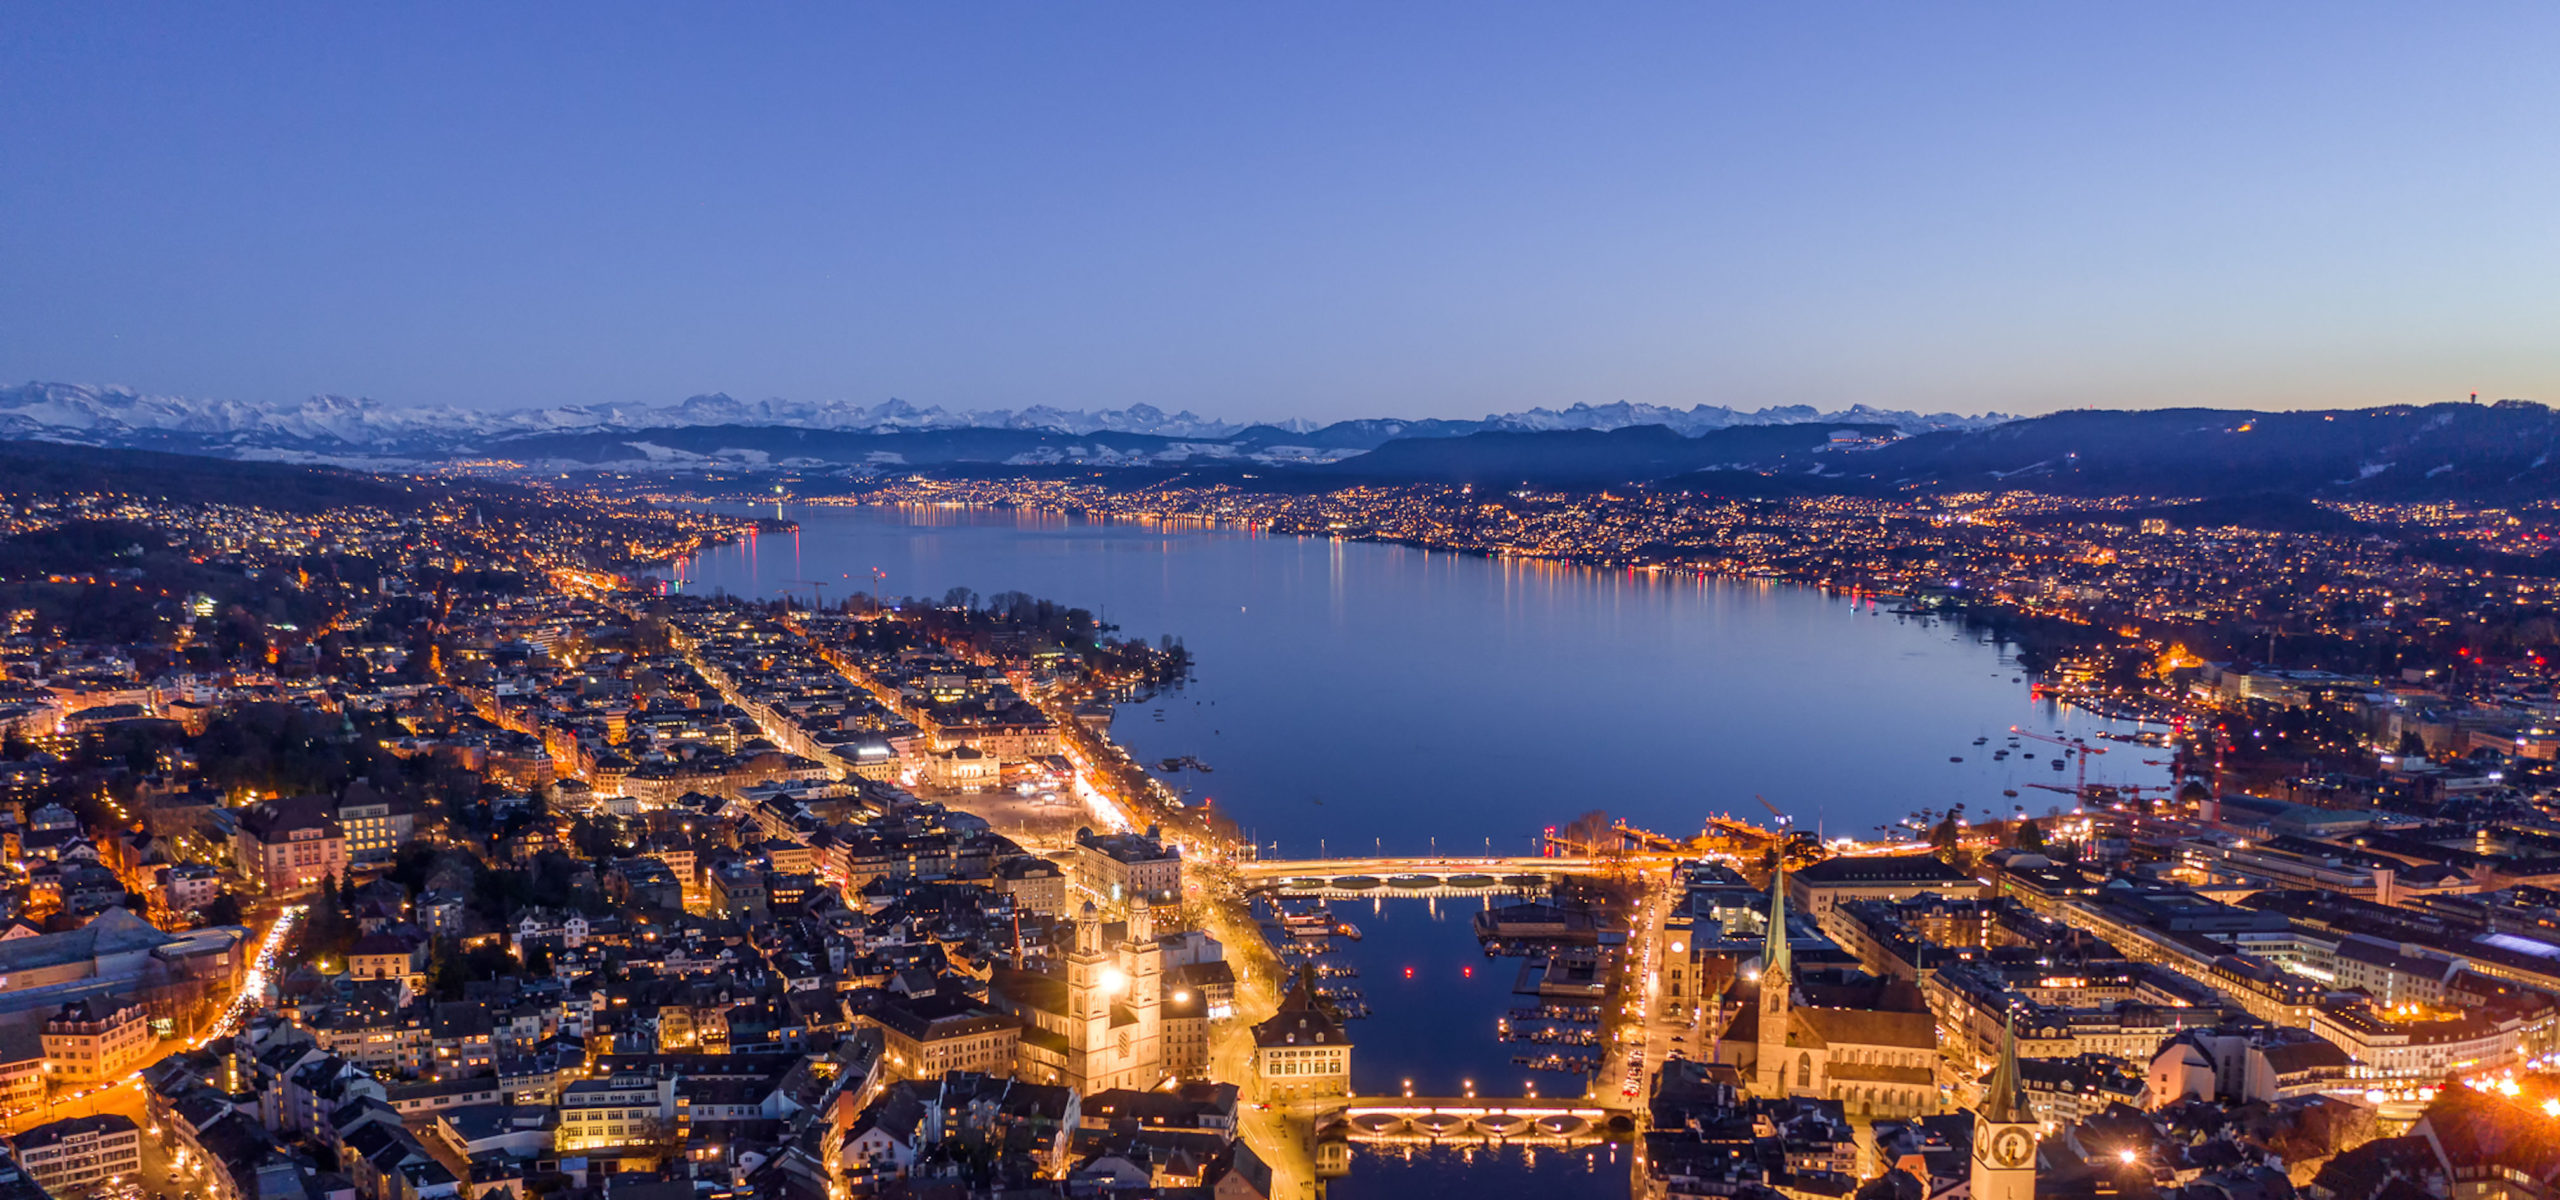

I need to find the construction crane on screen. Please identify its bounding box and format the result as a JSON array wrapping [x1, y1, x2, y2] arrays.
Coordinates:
[[2010, 725, 2106, 798], [784, 579, 830, 607], [1757, 794, 1794, 833]]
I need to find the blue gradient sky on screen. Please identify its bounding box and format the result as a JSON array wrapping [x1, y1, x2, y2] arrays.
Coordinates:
[[3, 4, 2554, 423]]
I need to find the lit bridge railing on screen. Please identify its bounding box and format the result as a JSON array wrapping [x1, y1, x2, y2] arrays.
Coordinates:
[[1331, 1096, 1617, 1143]]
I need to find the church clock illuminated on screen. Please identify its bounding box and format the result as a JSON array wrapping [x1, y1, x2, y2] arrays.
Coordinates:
[[1972, 1009, 2037, 1200]]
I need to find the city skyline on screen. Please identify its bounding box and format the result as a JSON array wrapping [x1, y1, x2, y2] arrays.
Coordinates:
[[6, 4, 2557, 422]]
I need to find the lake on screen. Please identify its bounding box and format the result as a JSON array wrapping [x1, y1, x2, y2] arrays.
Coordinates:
[[676, 501, 2168, 854]]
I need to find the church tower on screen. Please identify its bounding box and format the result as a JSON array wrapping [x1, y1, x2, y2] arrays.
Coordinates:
[[1755, 861, 1795, 1098], [1972, 1009, 2038, 1200], [1120, 897, 1165, 1089], [1065, 901, 1113, 1088]]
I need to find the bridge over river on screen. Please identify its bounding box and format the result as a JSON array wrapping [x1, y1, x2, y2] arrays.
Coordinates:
[[1237, 856, 1620, 894], [1329, 1096, 1621, 1144]]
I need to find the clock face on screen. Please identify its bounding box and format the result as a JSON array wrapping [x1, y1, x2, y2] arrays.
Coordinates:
[[1991, 1127, 2033, 1168]]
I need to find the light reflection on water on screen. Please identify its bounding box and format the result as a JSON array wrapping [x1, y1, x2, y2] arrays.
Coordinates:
[[1333, 1141, 1627, 1200], [677, 501, 2169, 853]]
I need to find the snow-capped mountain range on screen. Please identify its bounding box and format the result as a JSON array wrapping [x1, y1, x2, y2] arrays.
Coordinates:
[[0, 380, 2010, 463]]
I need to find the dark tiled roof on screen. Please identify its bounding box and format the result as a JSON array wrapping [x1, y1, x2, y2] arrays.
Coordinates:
[[1252, 969, 1346, 1049], [1792, 856, 1974, 886]]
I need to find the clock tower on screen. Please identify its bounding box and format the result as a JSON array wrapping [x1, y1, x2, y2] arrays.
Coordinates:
[[1972, 1009, 2037, 1200]]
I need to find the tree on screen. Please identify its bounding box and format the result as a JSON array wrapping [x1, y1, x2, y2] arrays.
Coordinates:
[[429, 937, 467, 1000], [317, 874, 343, 942], [463, 942, 515, 983], [2015, 819, 2047, 854], [570, 817, 619, 861], [1928, 808, 1965, 853]]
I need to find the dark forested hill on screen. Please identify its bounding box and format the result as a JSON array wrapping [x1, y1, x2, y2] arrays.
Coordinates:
[[1352, 401, 2560, 501], [1319, 422, 1900, 487], [0, 440, 427, 511], [20, 398, 2560, 506], [1847, 402, 2560, 499]]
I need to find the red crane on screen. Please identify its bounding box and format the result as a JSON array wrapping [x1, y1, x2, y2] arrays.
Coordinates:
[[2010, 726, 2106, 798]]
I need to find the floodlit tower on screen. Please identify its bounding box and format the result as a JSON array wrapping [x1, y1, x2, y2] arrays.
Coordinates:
[[1755, 861, 1794, 1098], [1972, 1009, 2038, 1200]]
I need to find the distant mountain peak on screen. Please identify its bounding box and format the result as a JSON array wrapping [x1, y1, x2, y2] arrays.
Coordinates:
[[0, 379, 2008, 462]]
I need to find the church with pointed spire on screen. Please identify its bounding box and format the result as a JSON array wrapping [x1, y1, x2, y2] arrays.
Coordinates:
[[1714, 862, 1943, 1118], [1971, 1010, 2039, 1200]]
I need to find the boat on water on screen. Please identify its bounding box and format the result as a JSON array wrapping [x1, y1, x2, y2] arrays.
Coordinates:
[[1511, 1053, 1602, 1075], [1509, 1003, 1604, 1023], [1950, 756, 1964, 763], [1973, 736, 1989, 745], [1335, 921, 1363, 941], [1282, 911, 1334, 937], [2003, 789, 2019, 797]]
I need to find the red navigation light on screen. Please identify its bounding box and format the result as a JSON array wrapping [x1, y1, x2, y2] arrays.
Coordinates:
[[1403, 966, 1415, 979], [1462, 965, 1474, 979]]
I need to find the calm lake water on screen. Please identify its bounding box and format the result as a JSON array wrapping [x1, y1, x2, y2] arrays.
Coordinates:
[[676, 501, 2166, 1198], [676, 502, 2168, 852]]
